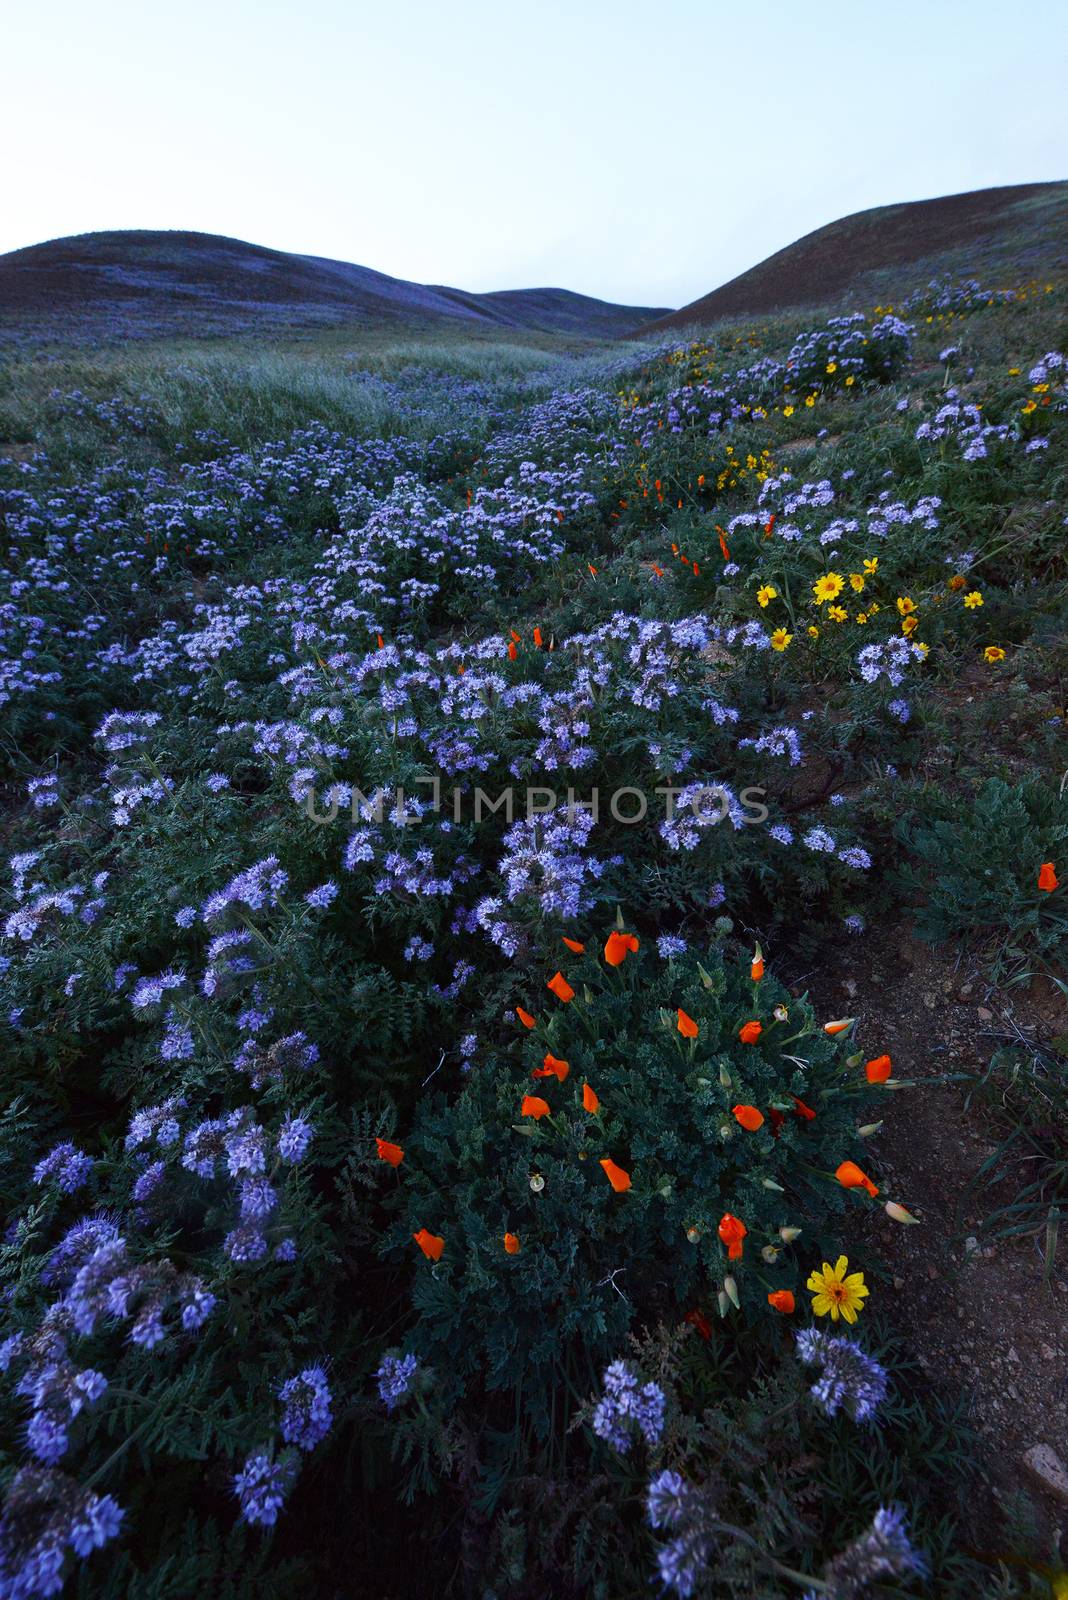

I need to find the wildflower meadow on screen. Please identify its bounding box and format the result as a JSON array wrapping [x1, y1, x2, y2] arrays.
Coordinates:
[[0, 263, 1066, 1599]]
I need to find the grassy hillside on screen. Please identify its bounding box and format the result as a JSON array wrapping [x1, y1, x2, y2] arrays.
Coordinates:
[[0, 228, 670, 347], [643, 181, 1068, 331], [0, 221, 1067, 1600]]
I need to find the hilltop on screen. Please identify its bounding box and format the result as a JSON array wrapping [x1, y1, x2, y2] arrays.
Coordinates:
[[0, 229, 670, 346], [641, 181, 1068, 332]]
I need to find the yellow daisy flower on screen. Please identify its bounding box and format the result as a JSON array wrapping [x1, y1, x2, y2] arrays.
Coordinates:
[[812, 572, 844, 603], [863, 558, 878, 575], [756, 584, 777, 608], [783, 405, 794, 417], [845, 375, 855, 387], [807, 625, 819, 638], [896, 596, 916, 616], [849, 573, 865, 593], [807, 1254, 869, 1324], [826, 362, 837, 374], [828, 605, 848, 623], [963, 591, 983, 609], [901, 614, 920, 636], [771, 628, 793, 652]]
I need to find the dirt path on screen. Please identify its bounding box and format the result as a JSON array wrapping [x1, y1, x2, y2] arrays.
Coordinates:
[[804, 923, 1068, 1553]]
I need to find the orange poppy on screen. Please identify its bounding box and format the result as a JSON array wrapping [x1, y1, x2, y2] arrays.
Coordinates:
[[533, 1053, 570, 1083], [562, 936, 585, 954], [738, 1020, 762, 1044], [751, 945, 764, 981], [1038, 862, 1059, 892], [533, 626, 543, 648], [521, 1095, 551, 1120], [677, 1008, 699, 1038], [836, 1160, 879, 1198], [865, 1054, 892, 1084], [718, 530, 731, 561], [503, 1232, 520, 1255], [823, 1018, 855, 1036], [684, 1308, 712, 1340], [510, 629, 521, 642], [582, 1081, 600, 1113], [604, 931, 640, 967], [375, 1138, 404, 1167], [792, 1096, 816, 1121], [515, 1007, 536, 1030], [732, 1104, 764, 1131], [413, 1228, 444, 1261], [600, 1158, 631, 1192], [547, 971, 575, 1004], [588, 563, 598, 576], [507, 641, 517, 661], [376, 633, 385, 650], [718, 1213, 747, 1260], [767, 1289, 795, 1313]]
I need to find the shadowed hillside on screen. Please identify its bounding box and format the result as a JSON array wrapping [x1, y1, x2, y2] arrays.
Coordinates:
[[0, 229, 670, 346], [642, 181, 1068, 332]]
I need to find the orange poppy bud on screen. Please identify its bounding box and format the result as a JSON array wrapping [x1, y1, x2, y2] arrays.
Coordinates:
[[865, 1054, 892, 1083], [677, 1008, 699, 1038], [652, 563, 664, 577], [692, 561, 699, 575], [600, 1157, 631, 1192], [823, 1017, 855, 1036], [751, 944, 764, 981], [836, 1160, 879, 1198], [588, 563, 598, 576], [562, 936, 585, 953], [791, 1096, 816, 1121], [507, 641, 517, 661], [376, 633, 385, 649], [503, 1232, 520, 1254], [767, 1289, 795, 1313], [521, 1095, 551, 1120], [515, 1007, 536, 1030], [375, 1138, 404, 1167], [732, 1104, 764, 1131], [718, 532, 731, 561], [533, 626, 543, 648], [413, 1228, 444, 1261], [717, 1213, 747, 1260], [582, 1082, 600, 1113], [547, 971, 575, 1004], [738, 1020, 762, 1044], [510, 629, 521, 643], [604, 931, 639, 967], [1038, 862, 1059, 892], [534, 1053, 569, 1082]]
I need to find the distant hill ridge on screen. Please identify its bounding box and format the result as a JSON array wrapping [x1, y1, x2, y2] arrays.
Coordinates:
[[0, 229, 671, 343], [640, 181, 1068, 333]]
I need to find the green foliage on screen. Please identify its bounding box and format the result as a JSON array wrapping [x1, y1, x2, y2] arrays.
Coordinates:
[[895, 777, 1068, 978]]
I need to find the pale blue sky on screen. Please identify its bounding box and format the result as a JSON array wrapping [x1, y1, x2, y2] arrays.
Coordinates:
[[5, 0, 1066, 307]]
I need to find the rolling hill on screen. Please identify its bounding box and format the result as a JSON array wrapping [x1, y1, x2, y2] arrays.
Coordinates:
[[0, 229, 670, 346], [641, 181, 1068, 333]]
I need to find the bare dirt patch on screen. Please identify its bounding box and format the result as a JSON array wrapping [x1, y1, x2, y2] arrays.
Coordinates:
[[805, 923, 1068, 1554]]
